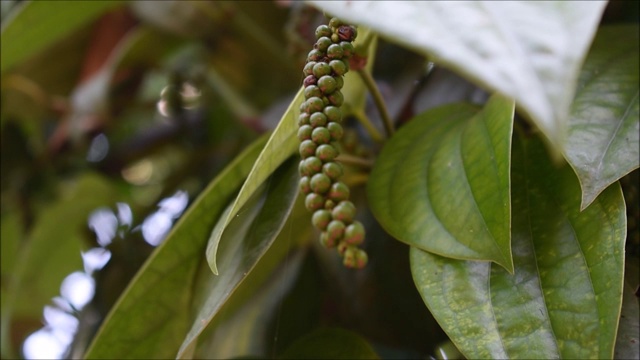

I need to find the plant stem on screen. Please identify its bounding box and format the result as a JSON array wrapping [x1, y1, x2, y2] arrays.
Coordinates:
[[336, 154, 374, 169], [357, 69, 394, 137], [353, 110, 384, 144]]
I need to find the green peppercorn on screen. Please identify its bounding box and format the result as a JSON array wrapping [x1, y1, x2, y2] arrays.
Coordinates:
[[297, 124, 313, 141], [323, 106, 342, 122], [298, 161, 309, 177], [309, 112, 328, 128], [322, 162, 343, 181], [305, 193, 325, 211], [327, 220, 346, 244], [331, 33, 340, 43], [306, 97, 324, 114], [328, 181, 350, 201], [324, 199, 336, 210], [327, 122, 343, 141], [339, 41, 355, 57], [312, 62, 332, 78], [316, 144, 338, 162], [329, 17, 342, 29], [353, 248, 368, 268], [344, 221, 365, 246], [317, 75, 337, 94], [315, 36, 332, 52], [298, 113, 310, 126], [315, 24, 332, 39], [307, 49, 323, 61], [303, 156, 323, 174], [327, 91, 344, 106], [329, 59, 347, 76], [303, 61, 316, 76], [311, 127, 331, 144], [310, 173, 331, 194], [304, 85, 322, 99], [299, 101, 308, 114], [332, 200, 356, 223], [337, 239, 349, 255], [320, 231, 338, 248], [299, 139, 317, 158], [327, 44, 344, 59], [312, 209, 332, 230], [299, 176, 311, 194], [343, 246, 356, 267], [334, 76, 344, 89]]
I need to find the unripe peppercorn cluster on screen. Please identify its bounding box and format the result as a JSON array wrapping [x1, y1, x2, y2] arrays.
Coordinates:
[[298, 17, 367, 269]]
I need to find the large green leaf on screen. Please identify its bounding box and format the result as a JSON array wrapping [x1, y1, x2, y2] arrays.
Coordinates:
[[564, 25, 640, 210], [308, 1, 606, 155], [177, 157, 300, 358], [613, 260, 640, 360], [368, 95, 514, 270], [206, 89, 302, 275], [84, 136, 267, 359], [280, 327, 380, 360], [0, 0, 125, 74], [410, 133, 626, 359]]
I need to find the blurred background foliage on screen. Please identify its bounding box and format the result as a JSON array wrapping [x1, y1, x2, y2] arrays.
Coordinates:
[[0, 1, 638, 359]]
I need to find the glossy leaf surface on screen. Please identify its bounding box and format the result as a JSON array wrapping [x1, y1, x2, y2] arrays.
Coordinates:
[[411, 133, 626, 359], [280, 327, 380, 359], [206, 88, 303, 275], [178, 158, 299, 358], [85, 136, 267, 359], [564, 25, 640, 209], [309, 1, 606, 154], [1, 0, 125, 73], [368, 95, 514, 270]]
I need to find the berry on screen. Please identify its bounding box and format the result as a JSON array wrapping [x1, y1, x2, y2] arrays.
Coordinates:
[[327, 91, 344, 106], [302, 156, 323, 174], [317, 75, 337, 94], [315, 36, 332, 52], [344, 221, 365, 246], [299, 176, 311, 194], [340, 41, 355, 57], [306, 97, 324, 113], [323, 106, 342, 122], [327, 44, 344, 59], [307, 49, 323, 61], [329, 17, 342, 29], [305, 193, 325, 211], [304, 85, 322, 99], [328, 181, 349, 201], [311, 127, 331, 144], [332, 201, 356, 223], [327, 220, 346, 244], [316, 144, 338, 162], [315, 25, 332, 39], [310, 112, 328, 128], [329, 60, 347, 76], [298, 113, 310, 126], [303, 61, 316, 76], [327, 122, 344, 141], [322, 162, 344, 181], [313, 62, 332, 78], [297, 125, 313, 141], [312, 209, 332, 230], [299, 140, 317, 158], [303, 75, 317, 87], [310, 173, 332, 194]]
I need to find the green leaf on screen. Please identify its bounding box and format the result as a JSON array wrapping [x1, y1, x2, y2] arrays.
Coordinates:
[[177, 157, 300, 358], [368, 95, 515, 270], [206, 88, 303, 275], [280, 327, 380, 360], [0, 0, 125, 74], [193, 247, 307, 359], [410, 133, 626, 359], [564, 25, 640, 210], [84, 136, 267, 359], [614, 259, 640, 360], [308, 1, 606, 155]]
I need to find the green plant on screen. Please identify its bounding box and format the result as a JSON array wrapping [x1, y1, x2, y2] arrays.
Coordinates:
[[1, 1, 637, 359]]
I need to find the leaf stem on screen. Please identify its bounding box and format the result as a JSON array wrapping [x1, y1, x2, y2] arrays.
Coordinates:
[[336, 153, 374, 169], [357, 69, 395, 137]]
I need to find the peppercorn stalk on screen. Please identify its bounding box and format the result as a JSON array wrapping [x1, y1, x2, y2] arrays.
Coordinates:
[[297, 17, 368, 268]]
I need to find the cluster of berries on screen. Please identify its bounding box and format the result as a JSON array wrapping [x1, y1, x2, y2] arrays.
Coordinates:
[[297, 17, 367, 269]]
